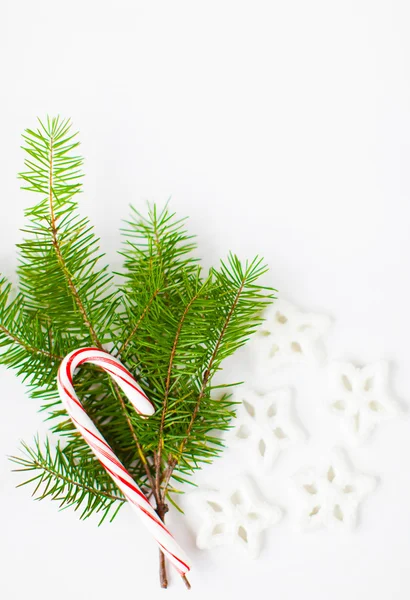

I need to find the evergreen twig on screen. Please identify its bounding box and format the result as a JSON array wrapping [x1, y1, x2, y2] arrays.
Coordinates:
[[2, 117, 276, 588]]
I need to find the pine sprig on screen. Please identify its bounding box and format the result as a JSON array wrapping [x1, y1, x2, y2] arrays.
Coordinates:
[[3, 116, 275, 587], [0, 278, 63, 384], [18, 116, 118, 345], [10, 438, 126, 524], [160, 254, 272, 488], [10, 116, 150, 493]]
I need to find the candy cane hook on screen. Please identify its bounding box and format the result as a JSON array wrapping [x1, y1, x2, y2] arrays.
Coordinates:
[[57, 347, 191, 582]]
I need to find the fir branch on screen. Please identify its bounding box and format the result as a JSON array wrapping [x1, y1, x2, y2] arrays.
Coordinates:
[[5, 116, 276, 589], [0, 323, 61, 361], [18, 117, 156, 486], [46, 122, 100, 346], [117, 288, 159, 356], [155, 275, 212, 499], [18, 117, 117, 345], [0, 278, 63, 387], [121, 208, 274, 498], [11, 438, 126, 524], [161, 255, 272, 495]]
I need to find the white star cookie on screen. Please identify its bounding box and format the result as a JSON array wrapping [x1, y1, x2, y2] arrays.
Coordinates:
[[293, 448, 377, 531], [191, 477, 281, 558], [328, 361, 400, 444], [255, 299, 331, 370], [229, 387, 305, 471]]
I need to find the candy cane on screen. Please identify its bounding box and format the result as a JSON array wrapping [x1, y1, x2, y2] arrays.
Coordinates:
[[57, 347, 191, 580]]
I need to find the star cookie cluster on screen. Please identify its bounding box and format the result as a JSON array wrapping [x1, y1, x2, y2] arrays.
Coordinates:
[[189, 298, 403, 558]]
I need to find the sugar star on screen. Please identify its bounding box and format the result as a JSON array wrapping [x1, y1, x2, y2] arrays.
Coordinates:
[[293, 448, 377, 531], [328, 360, 400, 444], [229, 387, 306, 471], [255, 298, 331, 370], [192, 477, 281, 558]]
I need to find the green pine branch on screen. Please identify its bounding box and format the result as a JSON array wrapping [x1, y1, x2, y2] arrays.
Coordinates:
[[10, 438, 126, 524], [11, 117, 152, 494], [3, 116, 275, 587], [0, 278, 63, 379], [18, 117, 118, 345]]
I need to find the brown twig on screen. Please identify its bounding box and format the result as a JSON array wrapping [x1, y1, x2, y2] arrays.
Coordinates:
[[155, 501, 169, 588], [181, 575, 191, 590], [159, 549, 168, 588], [154, 501, 190, 589]]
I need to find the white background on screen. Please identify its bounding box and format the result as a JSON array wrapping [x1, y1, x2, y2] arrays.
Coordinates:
[[1, 1, 410, 598]]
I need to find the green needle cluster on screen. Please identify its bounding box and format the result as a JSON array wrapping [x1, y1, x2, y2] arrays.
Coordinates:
[[2, 117, 274, 535]]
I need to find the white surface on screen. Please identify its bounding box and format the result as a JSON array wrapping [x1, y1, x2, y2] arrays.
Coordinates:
[[1, 1, 410, 598]]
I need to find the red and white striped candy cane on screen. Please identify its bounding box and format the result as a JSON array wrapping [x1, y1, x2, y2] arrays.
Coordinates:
[[57, 347, 191, 579]]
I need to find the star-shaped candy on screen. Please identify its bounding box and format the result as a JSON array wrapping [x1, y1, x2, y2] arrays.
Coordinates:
[[255, 298, 331, 370], [328, 361, 400, 444], [229, 387, 306, 471], [293, 448, 377, 531], [191, 477, 281, 558]]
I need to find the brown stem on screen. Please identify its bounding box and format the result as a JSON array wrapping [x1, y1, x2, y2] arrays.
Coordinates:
[[181, 575, 191, 590], [159, 550, 168, 589], [160, 458, 176, 500], [155, 501, 169, 588], [155, 499, 191, 588]]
